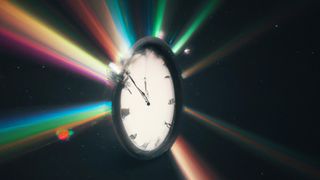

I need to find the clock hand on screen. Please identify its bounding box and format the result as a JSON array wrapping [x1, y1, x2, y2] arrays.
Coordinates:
[[144, 77, 149, 97], [125, 72, 150, 106]]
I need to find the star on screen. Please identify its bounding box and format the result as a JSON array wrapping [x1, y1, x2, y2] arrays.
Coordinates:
[[183, 48, 191, 55]]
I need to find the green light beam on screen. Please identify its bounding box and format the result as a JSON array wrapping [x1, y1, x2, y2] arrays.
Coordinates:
[[172, 0, 219, 54], [0, 103, 110, 147], [153, 0, 167, 37]]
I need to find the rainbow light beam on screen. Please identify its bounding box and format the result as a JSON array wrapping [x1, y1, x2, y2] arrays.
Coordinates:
[[105, 0, 135, 47], [0, 101, 111, 160], [153, 0, 167, 38], [68, 0, 119, 62], [172, 0, 219, 54], [0, 1, 114, 86], [0, 28, 111, 86], [184, 106, 320, 179], [97, 0, 131, 60], [171, 136, 219, 180]]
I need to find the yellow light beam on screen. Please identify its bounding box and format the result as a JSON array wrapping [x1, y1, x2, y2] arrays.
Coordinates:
[[0, 1, 111, 78]]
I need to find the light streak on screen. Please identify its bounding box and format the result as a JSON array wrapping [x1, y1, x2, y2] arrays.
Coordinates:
[[0, 28, 112, 86], [182, 2, 309, 79], [153, 0, 167, 38], [0, 1, 114, 85], [171, 136, 219, 180], [68, 0, 119, 62], [88, 0, 130, 60], [181, 21, 272, 79], [172, 0, 219, 54], [0, 101, 112, 159], [105, 0, 135, 47], [184, 106, 320, 178]]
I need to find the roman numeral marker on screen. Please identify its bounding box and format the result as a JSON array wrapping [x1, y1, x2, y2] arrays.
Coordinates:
[[168, 98, 175, 105], [129, 133, 137, 140], [141, 142, 149, 149], [120, 108, 130, 119], [155, 138, 161, 147], [165, 122, 172, 128]]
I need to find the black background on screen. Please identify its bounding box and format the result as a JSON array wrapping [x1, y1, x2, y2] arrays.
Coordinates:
[[1, 0, 320, 179]]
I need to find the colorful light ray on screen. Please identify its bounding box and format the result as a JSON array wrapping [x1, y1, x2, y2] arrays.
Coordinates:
[[96, 0, 131, 60], [68, 0, 119, 62], [105, 0, 135, 48], [0, 28, 112, 86], [0, 1, 114, 84], [172, 0, 219, 54], [153, 0, 167, 38], [182, 3, 308, 79], [181, 22, 273, 79], [119, 0, 136, 43], [0, 101, 112, 159], [171, 136, 219, 180], [184, 107, 320, 178]]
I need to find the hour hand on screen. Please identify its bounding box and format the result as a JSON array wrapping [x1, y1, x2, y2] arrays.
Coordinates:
[[141, 91, 150, 106], [125, 71, 150, 106]]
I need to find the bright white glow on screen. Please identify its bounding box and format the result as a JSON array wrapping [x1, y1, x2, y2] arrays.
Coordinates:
[[183, 48, 191, 55], [109, 62, 122, 74], [120, 49, 175, 151], [118, 48, 132, 64]]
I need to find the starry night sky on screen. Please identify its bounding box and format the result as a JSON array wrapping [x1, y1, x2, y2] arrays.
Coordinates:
[[1, 0, 320, 179]]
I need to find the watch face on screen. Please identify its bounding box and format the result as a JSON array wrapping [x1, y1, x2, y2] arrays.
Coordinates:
[[113, 37, 182, 159], [121, 49, 175, 151]]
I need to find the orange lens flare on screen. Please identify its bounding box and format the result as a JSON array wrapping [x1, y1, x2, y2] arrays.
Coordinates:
[[171, 136, 218, 180], [0, 111, 109, 159], [56, 129, 73, 141]]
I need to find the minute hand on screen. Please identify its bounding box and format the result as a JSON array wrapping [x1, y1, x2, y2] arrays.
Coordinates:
[[126, 73, 150, 106]]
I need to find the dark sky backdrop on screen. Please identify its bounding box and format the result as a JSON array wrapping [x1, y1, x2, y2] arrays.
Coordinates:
[[1, 0, 320, 179]]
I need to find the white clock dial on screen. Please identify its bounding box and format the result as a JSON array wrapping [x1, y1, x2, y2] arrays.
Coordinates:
[[120, 49, 175, 151]]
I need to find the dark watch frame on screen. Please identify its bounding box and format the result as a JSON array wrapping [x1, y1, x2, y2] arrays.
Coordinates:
[[112, 37, 183, 160]]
